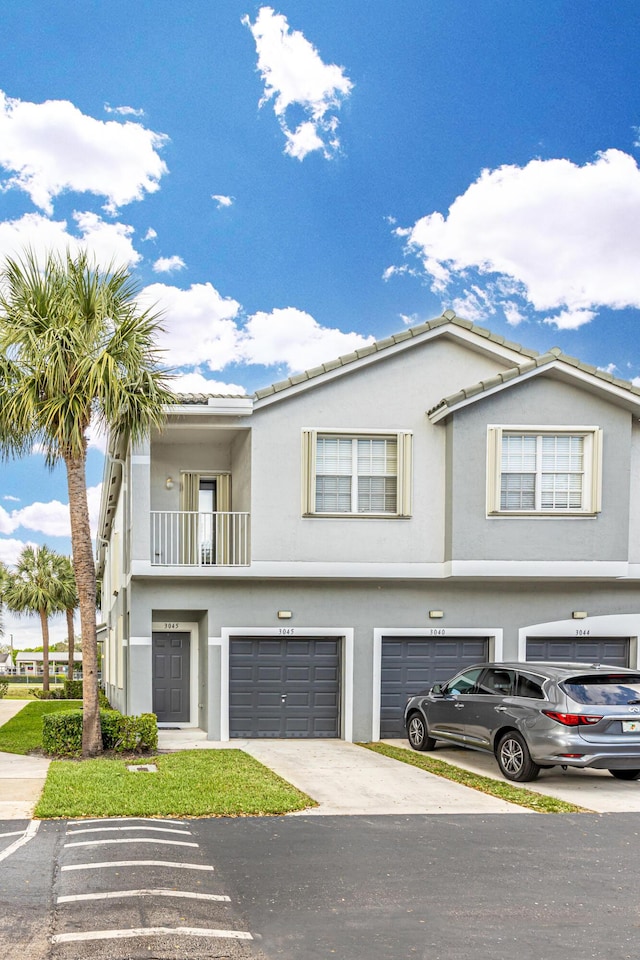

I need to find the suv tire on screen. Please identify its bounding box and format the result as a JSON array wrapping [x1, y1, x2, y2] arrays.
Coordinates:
[[608, 769, 640, 780], [407, 713, 437, 751], [496, 731, 541, 782]]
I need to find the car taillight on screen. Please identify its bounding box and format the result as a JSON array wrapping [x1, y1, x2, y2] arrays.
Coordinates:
[[543, 711, 603, 726]]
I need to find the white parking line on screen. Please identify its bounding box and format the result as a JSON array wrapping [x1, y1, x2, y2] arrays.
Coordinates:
[[66, 825, 192, 836], [64, 838, 198, 849], [0, 831, 23, 839], [0, 821, 40, 864], [51, 926, 253, 944], [67, 817, 186, 825], [57, 889, 231, 904], [61, 859, 214, 872]]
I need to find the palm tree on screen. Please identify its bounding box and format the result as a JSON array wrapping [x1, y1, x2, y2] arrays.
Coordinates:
[[3, 545, 64, 692], [0, 248, 172, 754], [54, 554, 79, 681], [0, 561, 9, 638]]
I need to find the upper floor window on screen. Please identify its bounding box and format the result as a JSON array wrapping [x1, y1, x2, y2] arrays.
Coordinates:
[[487, 426, 602, 516], [302, 430, 412, 517]]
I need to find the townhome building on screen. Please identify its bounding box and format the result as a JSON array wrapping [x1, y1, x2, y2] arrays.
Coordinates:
[[97, 310, 640, 742]]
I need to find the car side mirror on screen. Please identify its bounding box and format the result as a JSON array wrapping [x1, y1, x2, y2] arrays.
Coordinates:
[[430, 683, 444, 696]]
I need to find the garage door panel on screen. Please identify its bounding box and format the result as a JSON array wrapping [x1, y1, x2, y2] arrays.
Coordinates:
[[230, 637, 341, 738], [380, 637, 489, 739], [526, 637, 629, 667]]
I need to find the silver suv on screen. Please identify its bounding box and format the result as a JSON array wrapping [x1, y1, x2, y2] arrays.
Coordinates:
[[404, 662, 640, 782]]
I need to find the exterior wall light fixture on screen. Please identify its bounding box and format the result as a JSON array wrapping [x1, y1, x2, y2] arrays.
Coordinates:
[[165, 476, 174, 490], [277, 611, 292, 620], [429, 610, 444, 619], [572, 611, 588, 619]]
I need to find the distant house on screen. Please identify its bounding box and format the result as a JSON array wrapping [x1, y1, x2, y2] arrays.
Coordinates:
[[15, 652, 82, 677], [0, 653, 12, 675]]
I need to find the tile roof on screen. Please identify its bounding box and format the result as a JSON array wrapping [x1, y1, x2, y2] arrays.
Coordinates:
[[428, 347, 640, 419], [252, 311, 539, 400]]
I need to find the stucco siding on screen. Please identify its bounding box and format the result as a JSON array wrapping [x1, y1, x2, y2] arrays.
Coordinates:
[[447, 376, 632, 562]]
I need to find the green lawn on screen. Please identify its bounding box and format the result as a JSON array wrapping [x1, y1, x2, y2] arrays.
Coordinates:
[[1, 684, 65, 700], [35, 750, 316, 818], [361, 742, 591, 814], [0, 700, 82, 754]]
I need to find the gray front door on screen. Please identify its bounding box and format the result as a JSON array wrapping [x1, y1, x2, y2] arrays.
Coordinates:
[[380, 637, 489, 739], [526, 637, 629, 667], [152, 632, 190, 722], [229, 637, 340, 738]]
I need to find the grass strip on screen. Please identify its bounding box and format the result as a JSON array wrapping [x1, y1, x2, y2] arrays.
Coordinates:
[[35, 749, 317, 819], [1, 685, 63, 700], [0, 700, 82, 754], [360, 742, 591, 814]]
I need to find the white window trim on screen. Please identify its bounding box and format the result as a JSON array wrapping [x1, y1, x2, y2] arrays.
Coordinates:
[[487, 425, 603, 517], [301, 428, 412, 518]]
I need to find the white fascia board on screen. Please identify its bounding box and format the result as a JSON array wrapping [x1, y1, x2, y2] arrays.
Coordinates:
[[254, 325, 529, 411], [130, 559, 635, 580], [165, 399, 253, 417], [449, 560, 630, 578]]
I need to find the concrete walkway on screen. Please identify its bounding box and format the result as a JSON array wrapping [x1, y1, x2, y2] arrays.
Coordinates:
[[0, 700, 50, 819], [157, 729, 527, 815]]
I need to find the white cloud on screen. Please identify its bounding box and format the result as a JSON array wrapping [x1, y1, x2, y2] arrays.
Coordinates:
[[243, 7, 353, 160], [399, 149, 640, 327], [11, 499, 71, 538], [237, 307, 375, 372], [0, 89, 168, 214], [2, 495, 20, 503], [171, 372, 247, 395], [0, 484, 101, 540], [0, 211, 141, 269], [0, 538, 35, 567], [104, 103, 145, 118], [153, 255, 186, 274], [138, 282, 242, 369], [143, 227, 158, 241], [212, 195, 234, 208], [542, 308, 596, 330]]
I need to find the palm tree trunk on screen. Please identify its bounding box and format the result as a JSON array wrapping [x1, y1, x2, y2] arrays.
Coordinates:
[[39, 607, 50, 692], [66, 607, 75, 683], [65, 451, 102, 757]]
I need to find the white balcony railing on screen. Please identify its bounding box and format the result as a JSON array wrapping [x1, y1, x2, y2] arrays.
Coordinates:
[[151, 511, 250, 566]]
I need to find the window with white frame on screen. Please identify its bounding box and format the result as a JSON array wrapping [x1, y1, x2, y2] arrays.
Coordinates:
[[487, 427, 602, 516], [302, 430, 412, 517]]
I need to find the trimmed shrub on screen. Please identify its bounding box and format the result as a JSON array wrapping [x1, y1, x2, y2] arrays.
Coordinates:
[[63, 679, 83, 699], [41, 709, 158, 757]]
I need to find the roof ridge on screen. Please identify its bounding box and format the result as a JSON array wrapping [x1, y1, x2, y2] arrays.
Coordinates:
[[253, 311, 540, 400]]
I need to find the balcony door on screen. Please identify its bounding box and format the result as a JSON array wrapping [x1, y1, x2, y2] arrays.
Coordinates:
[[181, 472, 231, 564]]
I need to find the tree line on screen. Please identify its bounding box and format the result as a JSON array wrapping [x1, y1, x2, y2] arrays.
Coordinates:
[[0, 546, 78, 689]]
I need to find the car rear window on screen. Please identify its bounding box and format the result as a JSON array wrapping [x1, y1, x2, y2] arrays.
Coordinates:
[[562, 674, 640, 705]]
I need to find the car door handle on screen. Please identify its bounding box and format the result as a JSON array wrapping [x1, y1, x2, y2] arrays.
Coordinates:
[[454, 703, 465, 710], [495, 705, 508, 712]]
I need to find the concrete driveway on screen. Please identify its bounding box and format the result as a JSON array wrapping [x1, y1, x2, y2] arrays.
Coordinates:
[[158, 731, 525, 815], [384, 740, 640, 814]]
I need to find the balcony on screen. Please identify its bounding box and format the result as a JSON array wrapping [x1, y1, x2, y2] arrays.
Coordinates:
[[151, 511, 250, 567]]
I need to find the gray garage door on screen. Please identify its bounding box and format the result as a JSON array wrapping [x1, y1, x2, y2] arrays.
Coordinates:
[[229, 637, 340, 738], [380, 637, 489, 739], [526, 637, 629, 667]]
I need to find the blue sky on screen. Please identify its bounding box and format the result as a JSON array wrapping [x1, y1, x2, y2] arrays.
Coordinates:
[[1, 1, 640, 645]]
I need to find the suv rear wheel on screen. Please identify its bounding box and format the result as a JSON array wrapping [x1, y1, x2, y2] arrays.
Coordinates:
[[608, 769, 640, 780], [407, 713, 437, 751], [496, 731, 541, 782]]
